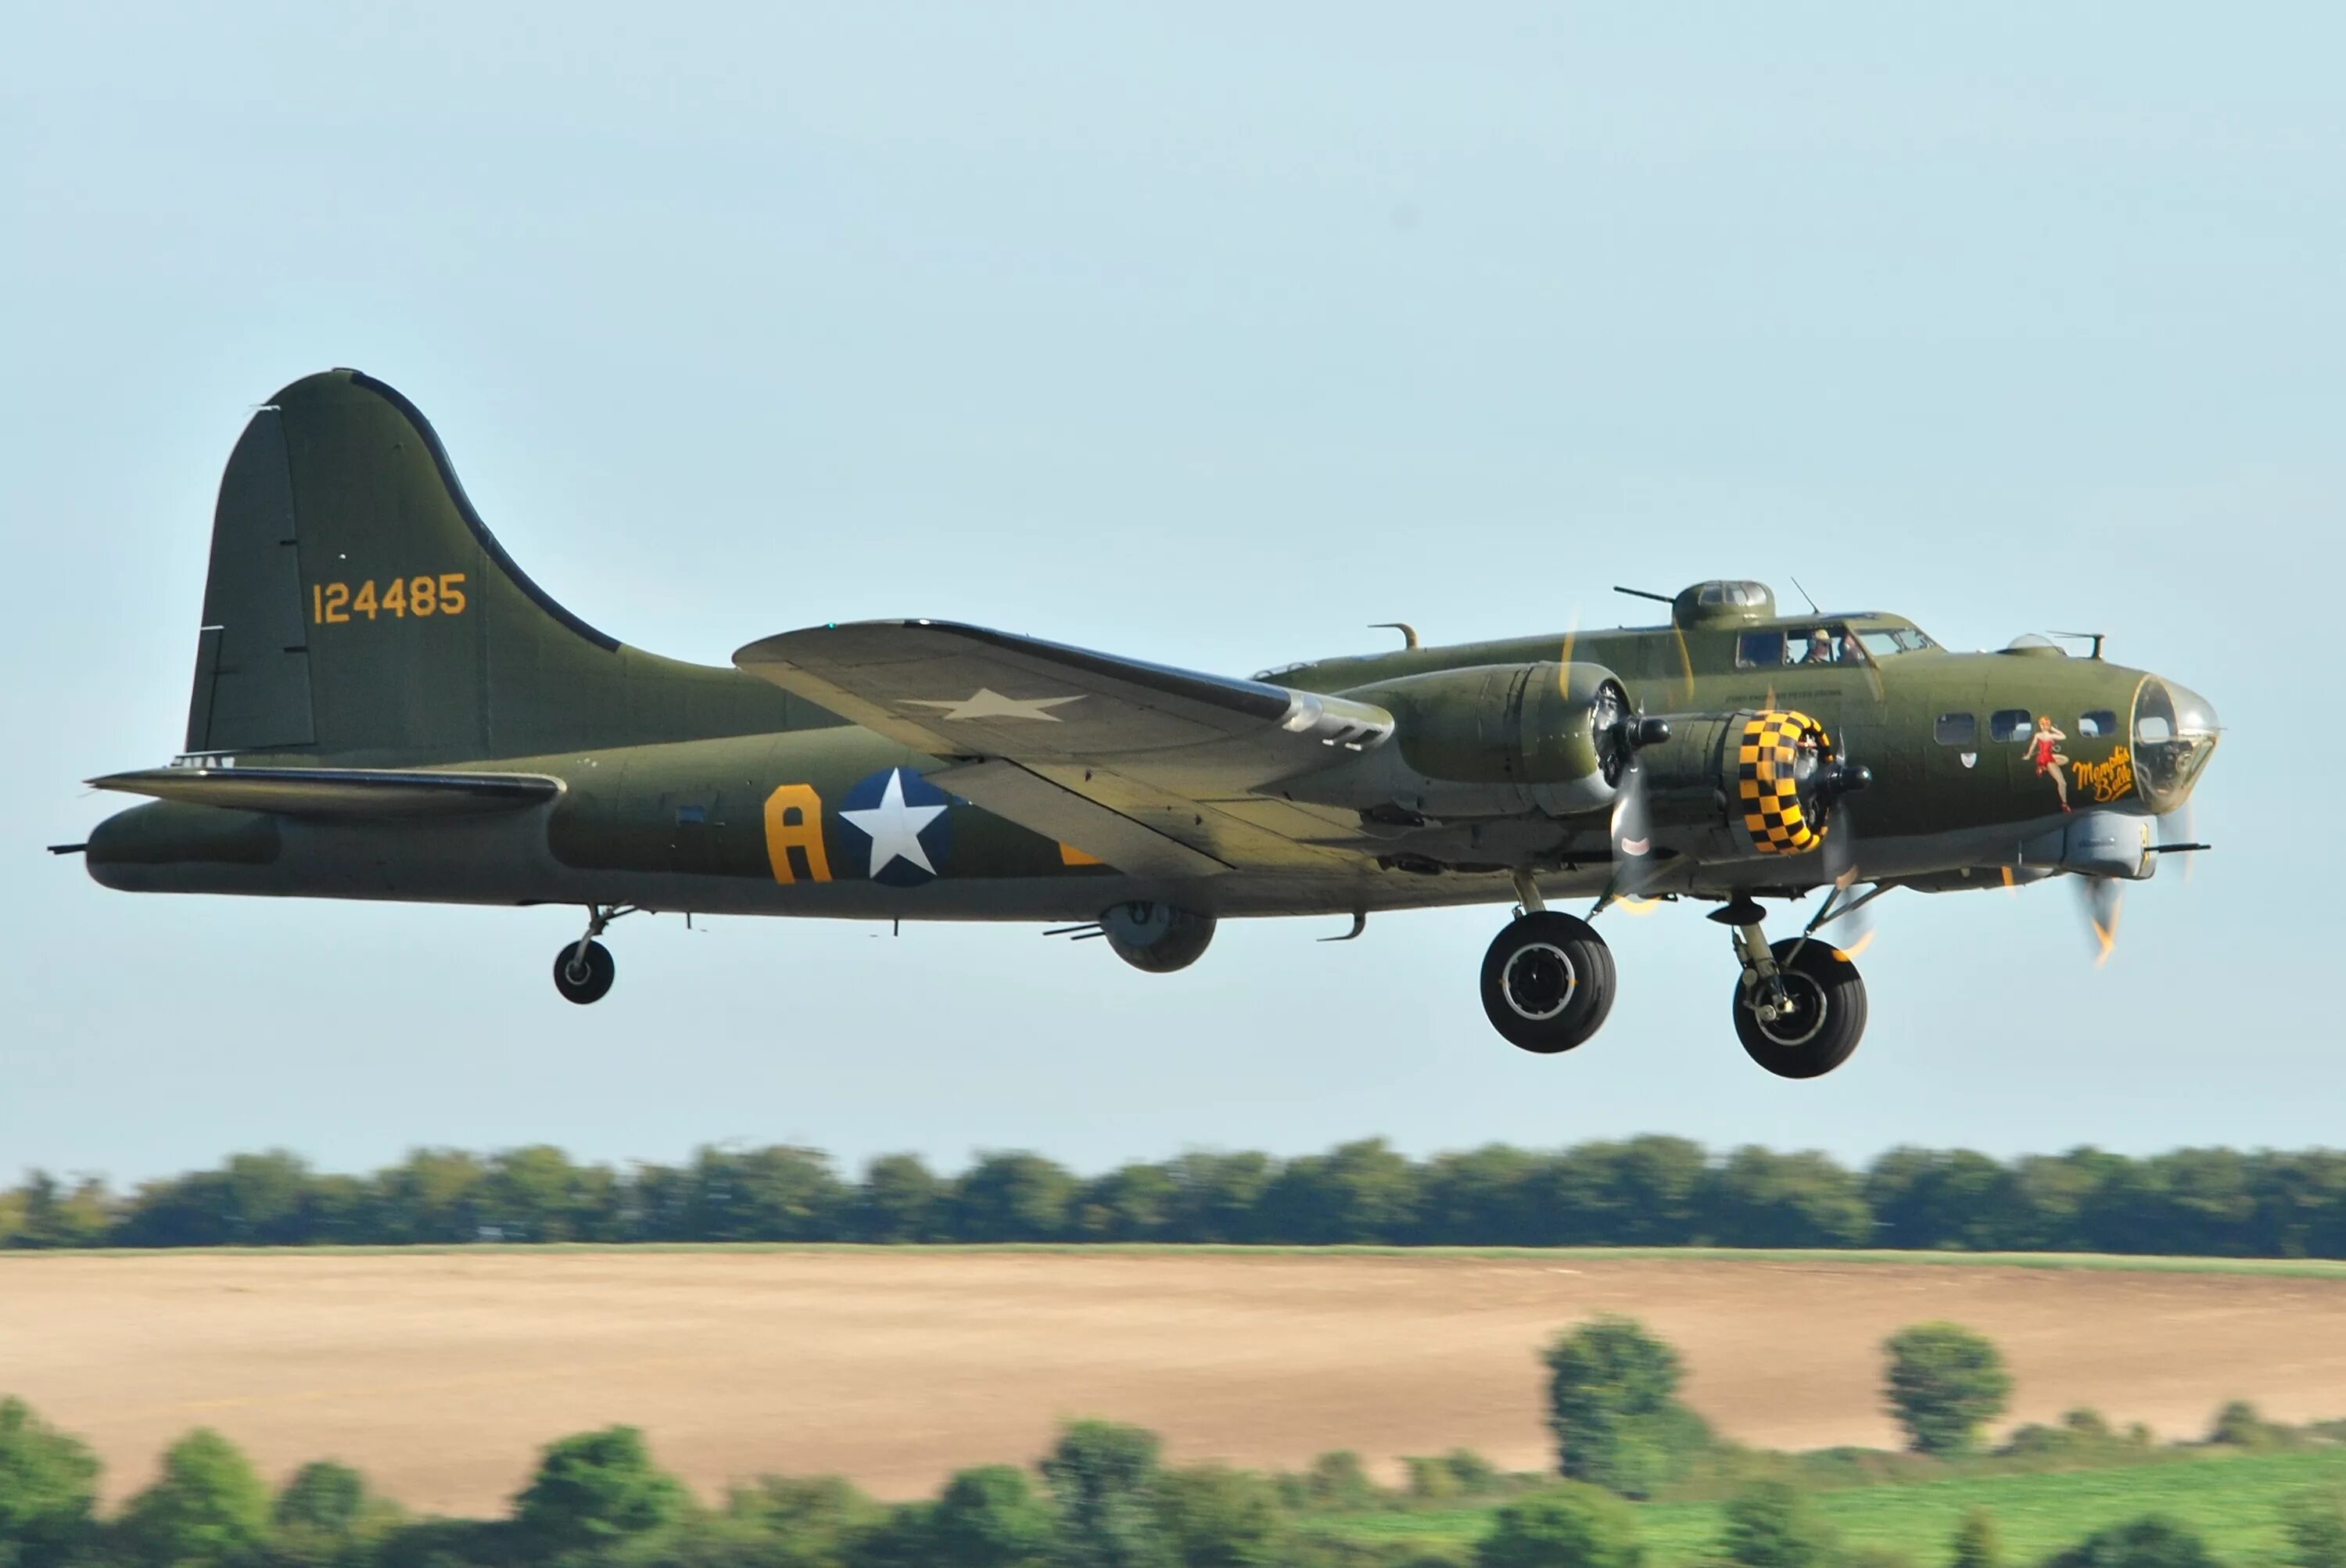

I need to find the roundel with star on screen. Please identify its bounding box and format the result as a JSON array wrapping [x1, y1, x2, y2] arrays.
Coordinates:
[[838, 767, 955, 886]]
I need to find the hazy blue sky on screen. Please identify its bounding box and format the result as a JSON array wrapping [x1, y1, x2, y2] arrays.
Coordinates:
[[5, 5, 2337, 1184]]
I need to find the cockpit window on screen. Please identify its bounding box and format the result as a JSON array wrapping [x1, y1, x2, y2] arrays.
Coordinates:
[[1785, 626, 1861, 666], [1935, 712, 1978, 745], [1736, 631, 1785, 669], [1856, 627, 1937, 657], [1989, 710, 2035, 743], [2079, 709, 2118, 739]]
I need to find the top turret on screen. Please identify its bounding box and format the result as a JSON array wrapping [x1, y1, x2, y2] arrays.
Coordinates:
[[1673, 580, 1776, 627]]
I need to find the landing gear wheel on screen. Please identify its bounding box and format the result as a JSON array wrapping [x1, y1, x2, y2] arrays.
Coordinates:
[[1732, 937, 1866, 1078], [1480, 911, 1616, 1053], [554, 939, 616, 1005]]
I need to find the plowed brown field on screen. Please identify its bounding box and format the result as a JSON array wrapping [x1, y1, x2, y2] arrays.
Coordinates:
[[6, 1250, 2344, 1512]]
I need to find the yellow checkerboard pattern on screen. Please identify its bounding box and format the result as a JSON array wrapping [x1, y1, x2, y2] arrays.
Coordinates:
[[1738, 709, 1830, 855]]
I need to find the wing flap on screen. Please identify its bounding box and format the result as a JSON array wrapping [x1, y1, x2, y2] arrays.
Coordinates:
[[931, 760, 1232, 878], [89, 766, 562, 818]]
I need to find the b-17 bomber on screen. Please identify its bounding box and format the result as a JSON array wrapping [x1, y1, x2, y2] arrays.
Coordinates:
[[64, 371, 2222, 1078]]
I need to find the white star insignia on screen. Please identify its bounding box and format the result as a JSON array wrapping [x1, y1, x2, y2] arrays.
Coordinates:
[[839, 769, 949, 877], [902, 688, 1084, 722]]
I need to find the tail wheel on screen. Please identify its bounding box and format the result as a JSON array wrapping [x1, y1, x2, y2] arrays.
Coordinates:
[[1732, 937, 1865, 1078], [1480, 911, 1616, 1053], [554, 939, 615, 1005]]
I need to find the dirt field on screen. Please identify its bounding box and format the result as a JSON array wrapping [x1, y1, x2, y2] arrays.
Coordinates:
[[5, 1250, 2344, 1513]]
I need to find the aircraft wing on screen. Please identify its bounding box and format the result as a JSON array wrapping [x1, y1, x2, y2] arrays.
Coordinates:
[[89, 766, 562, 818], [732, 621, 1394, 874]]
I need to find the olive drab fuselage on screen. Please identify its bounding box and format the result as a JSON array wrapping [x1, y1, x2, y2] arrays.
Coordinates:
[[88, 594, 2211, 921]]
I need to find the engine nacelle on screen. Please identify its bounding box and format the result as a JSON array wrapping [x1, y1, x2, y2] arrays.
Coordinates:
[[1638, 707, 1867, 859], [1318, 662, 1634, 819], [1100, 902, 1216, 973]]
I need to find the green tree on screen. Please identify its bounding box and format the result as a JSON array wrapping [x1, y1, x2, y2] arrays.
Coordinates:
[[852, 1155, 941, 1243], [1162, 1153, 1274, 1243], [1473, 1484, 1643, 1568], [1151, 1466, 1286, 1568], [926, 1466, 1055, 1568], [272, 1462, 366, 1535], [1602, 1136, 1713, 1246], [371, 1150, 488, 1243], [2043, 1516, 2222, 1568], [2282, 1487, 2346, 1568], [846, 1503, 938, 1568], [720, 1474, 882, 1567], [1950, 1508, 2002, 1568], [1705, 1148, 1871, 1248], [115, 1429, 271, 1568], [15, 1174, 113, 1249], [1074, 1165, 1180, 1242], [2205, 1400, 2281, 1449], [1257, 1141, 1419, 1243], [1719, 1480, 1836, 1568], [1882, 1323, 2011, 1456], [1401, 1458, 1460, 1504], [952, 1154, 1078, 1242], [0, 1398, 102, 1568], [1442, 1451, 1501, 1497], [512, 1426, 687, 1553], [683, 1146, 845, 1241], [1300, 1453, 1377, 1512], [1541, 1317, 1707, 1498], [270, 1461, 395, 1567], [479, 1146, 604, 1242], [1038, 1420, 1173, 1568], [1414, 1146, 1541, 1245]]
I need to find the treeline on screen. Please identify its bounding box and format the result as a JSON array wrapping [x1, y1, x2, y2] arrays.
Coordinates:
[[7, 1138, 2346, 1256]]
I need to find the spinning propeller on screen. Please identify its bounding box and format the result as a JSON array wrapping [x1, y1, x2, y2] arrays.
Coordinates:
[[2074, 803, 2208, 967], [1594, 683, 1671, 901]]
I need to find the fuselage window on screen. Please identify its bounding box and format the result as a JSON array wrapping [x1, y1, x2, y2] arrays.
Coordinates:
[[1989, 710, 2035, 743], [1935, 712, 1978, 745], [2078, 709, 2119, 738], [1736, 631, 1785, 669]]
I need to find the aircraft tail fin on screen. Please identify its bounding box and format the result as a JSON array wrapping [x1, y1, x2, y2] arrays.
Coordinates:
[[183, 370, 795, 764]]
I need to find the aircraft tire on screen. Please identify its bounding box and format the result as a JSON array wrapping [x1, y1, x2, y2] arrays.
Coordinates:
[[1733, 938, 1865, 1078], [554, 938, 616, 1005], [1480, 911, 1616, 1053]]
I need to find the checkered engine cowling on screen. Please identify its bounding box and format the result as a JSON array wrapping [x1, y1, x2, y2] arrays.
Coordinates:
[[1736, 709, 1833, 855]]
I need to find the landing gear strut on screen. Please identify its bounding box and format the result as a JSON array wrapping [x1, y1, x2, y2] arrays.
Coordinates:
[[553, 905, 636, 1005], [1480, 874, 1616, 1053], [1713, 898, 1867, 1078]]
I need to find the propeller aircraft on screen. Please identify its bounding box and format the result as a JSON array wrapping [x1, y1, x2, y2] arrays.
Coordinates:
[[63, 371, 2222, 1077]]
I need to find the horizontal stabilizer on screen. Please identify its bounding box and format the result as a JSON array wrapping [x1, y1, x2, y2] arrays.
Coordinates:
[[88, 766, 561, 818]]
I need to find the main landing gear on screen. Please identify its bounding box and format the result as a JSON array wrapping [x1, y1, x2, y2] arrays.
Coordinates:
[[1713, 896, 1867, 1078], [1476, 883, 1868, 1077], [1479, 874, 1616, 1053], [553, 904, 637, 1005]]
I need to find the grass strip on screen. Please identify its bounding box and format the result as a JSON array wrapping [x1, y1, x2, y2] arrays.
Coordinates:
[[4, 1243, 2346, 1277], [1308, 1446, 2346, 1560]]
